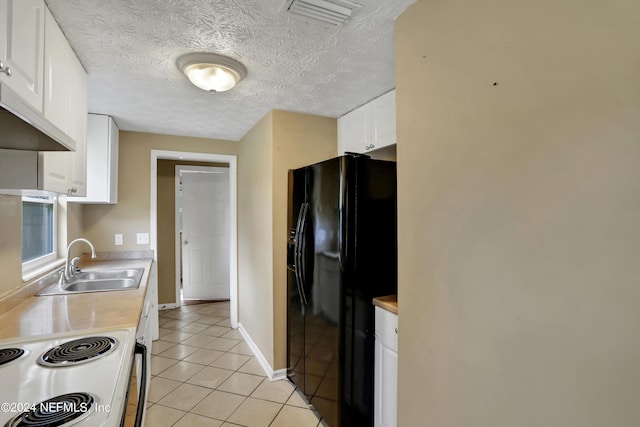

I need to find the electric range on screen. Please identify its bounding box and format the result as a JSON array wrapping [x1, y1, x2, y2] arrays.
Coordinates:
[[0, 328, 136, 427]]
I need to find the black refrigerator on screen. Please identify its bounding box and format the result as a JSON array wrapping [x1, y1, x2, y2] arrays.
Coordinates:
[[287, 154, 397, 427]]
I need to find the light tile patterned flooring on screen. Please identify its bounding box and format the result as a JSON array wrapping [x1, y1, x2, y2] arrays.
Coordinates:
[[147, 301, 323, 427]]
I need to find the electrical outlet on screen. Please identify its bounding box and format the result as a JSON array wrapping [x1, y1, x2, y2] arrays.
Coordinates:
[[115, 234, 123, 246], [136, 233, 150, 245]]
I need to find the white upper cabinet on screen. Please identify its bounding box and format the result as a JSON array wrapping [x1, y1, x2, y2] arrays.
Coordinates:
[[43, 7, 71, 145], [67, 53, 88, 196], [68, 114, 119, 204], [338, 89, 396, 155], [38, 7, 88, 196], [68, 52, 87, 152], [0, 0, 45, 113], [42, 7, 88, 153], [338, 104, 370, 153], [38, 149, 71, 194], [370, 90, 396, 149], [0, 0, 86, 153]]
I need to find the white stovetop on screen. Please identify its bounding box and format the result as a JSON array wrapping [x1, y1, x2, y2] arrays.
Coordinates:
[[0, 328, 135, 427]]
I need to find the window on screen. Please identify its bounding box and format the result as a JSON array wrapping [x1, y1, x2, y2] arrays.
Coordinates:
[[22, 195, 57, 272]]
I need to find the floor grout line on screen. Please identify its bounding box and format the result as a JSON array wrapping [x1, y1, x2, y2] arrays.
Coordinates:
[[148, 300, 321, 427]]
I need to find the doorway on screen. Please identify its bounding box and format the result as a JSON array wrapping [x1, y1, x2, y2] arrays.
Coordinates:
[[150, 150, 238, 329], [177, 165, 230, 301]]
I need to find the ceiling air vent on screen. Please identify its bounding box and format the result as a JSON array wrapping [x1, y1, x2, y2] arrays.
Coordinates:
[[281, 0, 362, 27]]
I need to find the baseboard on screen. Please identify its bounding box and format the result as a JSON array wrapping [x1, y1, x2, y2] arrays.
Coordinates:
[[271, 368, 287, 381], [237, 323, 287, 381], [158, 303, 178, 310]]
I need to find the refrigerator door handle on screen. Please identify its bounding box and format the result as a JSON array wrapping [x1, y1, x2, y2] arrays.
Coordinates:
[[293, 203, 304, 305], [294, 203, 309, 307], [298, 203, 310, 306]]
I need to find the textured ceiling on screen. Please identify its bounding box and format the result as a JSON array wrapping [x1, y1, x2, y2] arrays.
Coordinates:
[[44, 0, 415, 141]]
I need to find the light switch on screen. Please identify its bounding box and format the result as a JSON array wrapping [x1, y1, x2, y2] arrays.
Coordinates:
[[136, 233, 150, 245], [115, 234, 123, 246]]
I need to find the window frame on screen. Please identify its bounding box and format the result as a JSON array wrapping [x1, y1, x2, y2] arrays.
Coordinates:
[[21, 195, 58, 277]]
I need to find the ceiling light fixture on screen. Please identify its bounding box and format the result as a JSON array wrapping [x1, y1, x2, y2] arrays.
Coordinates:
[[176, 53, 247, 92]]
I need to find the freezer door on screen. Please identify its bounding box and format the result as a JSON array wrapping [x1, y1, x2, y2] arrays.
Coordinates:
[[304, 158, 342, 427], [287, 169, 307, 393], [343, 156, 398, 426]]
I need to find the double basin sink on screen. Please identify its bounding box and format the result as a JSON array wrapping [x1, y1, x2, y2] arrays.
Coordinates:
[[37, 268, 144, 296]]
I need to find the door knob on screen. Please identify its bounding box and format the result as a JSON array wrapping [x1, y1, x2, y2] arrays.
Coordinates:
[[0, 61, 11, 77]]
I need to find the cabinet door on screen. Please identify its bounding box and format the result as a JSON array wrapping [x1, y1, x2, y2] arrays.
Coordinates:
[[0, 0, 45, 112], [43, 7, 71, 142], [68, 53, 87, 148], [375, 341, 398, 427], [107, 117, 119, 203], [39, 7, 87, 196], [370, 90, 396, 150], [38, 150, 70, 194], [68, 53, 87, 196], [68, 114, 119, 203], [338, 104, 370, 154], [375, 307, 398, 427]]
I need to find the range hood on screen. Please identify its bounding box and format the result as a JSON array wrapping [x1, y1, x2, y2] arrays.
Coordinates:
[[0, 108, 68, 151]]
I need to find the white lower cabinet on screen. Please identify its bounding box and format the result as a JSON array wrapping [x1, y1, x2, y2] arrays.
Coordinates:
[[135, 263, 156, 427], [375, 306, 398, 427]]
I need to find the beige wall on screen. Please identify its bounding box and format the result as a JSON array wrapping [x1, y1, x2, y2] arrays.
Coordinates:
[[82, 131, 236, 254], [237, 110, 336, 369], [83, 131, 238, 304], [271, 110, 337, 369], [0, 195, 84, 299], [395, 1, 640, 426], [66, 202, 84, 246], [156, 160, 176, 305], [238, 112, 275, 366], [0, 131, 234, 306], [157, 160, 229, 305], [60, 199, 84, 258], [0, 196, 23, 297]]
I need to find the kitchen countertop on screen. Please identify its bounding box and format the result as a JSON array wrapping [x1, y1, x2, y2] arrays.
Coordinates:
[[373, 294, 398, 314], [0, 257, 153, 340]]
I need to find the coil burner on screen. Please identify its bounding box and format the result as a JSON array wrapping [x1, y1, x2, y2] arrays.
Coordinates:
[[38, 336, 117, 367], [0, 348, 28, 368], [4, 392, 96, 427]]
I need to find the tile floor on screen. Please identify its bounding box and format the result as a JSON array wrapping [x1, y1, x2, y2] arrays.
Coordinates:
[[145, 301, 324, 427]]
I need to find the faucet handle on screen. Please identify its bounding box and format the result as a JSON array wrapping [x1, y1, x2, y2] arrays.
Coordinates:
[[70, 257, 81, 276]]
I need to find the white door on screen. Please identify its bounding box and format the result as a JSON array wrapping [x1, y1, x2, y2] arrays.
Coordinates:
[[180, 166, 230, 300]]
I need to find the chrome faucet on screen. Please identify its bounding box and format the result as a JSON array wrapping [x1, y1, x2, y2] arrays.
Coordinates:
[[59, 238, 97, 284]]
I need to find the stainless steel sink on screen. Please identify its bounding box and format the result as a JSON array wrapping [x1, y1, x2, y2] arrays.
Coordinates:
[[37, 268, 144, 296], [63, 278, 140, 292], [74, 269, 142, 281]]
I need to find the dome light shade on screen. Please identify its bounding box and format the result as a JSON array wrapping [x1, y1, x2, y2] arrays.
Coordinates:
[[177, 53, 247, 92]]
